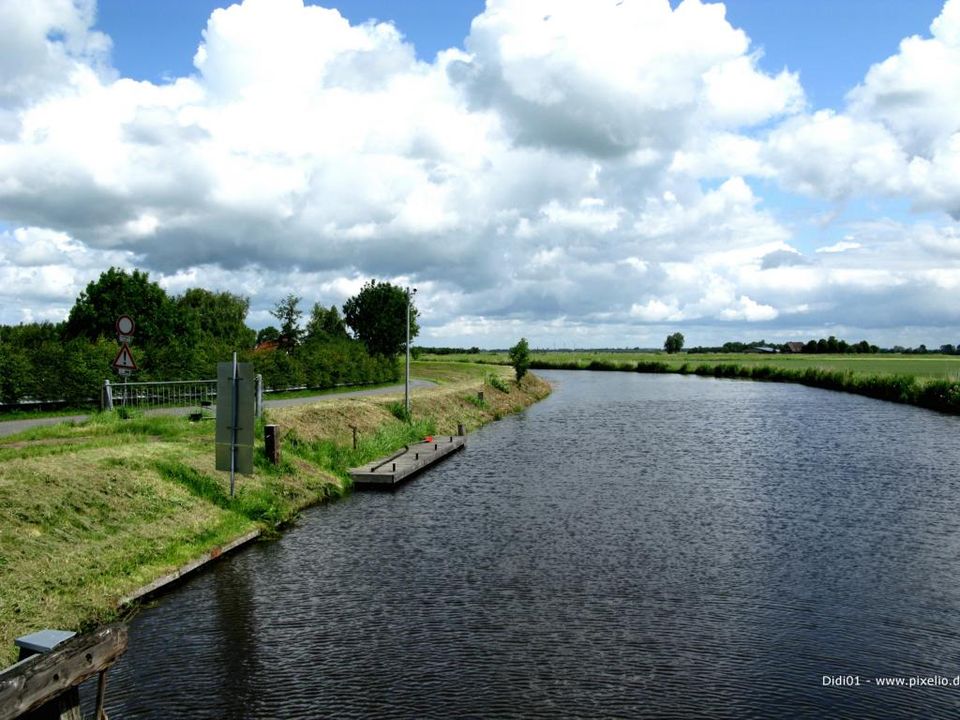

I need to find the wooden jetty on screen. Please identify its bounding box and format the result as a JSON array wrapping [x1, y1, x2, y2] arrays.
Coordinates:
[[350, 434, 465, 489]]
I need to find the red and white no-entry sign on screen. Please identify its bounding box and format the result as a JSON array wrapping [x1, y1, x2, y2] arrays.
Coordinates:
[[116, 315, 135, 336]]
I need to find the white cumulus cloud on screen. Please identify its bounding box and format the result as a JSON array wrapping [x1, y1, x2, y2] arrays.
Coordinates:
[[0, 0, 958, 347]]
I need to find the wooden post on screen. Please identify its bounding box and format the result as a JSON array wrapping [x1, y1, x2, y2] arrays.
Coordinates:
[[457, 422, 465, 436], [349, 425, 358, 450], [0, 625, 128, 720], [95, 670, 107, 720], [264, 425, 280, 465], [477, 391, 484, 402]]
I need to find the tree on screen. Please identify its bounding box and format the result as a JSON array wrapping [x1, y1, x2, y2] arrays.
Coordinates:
[[63, 267, 182, 350], [509, 337, 531, 383], [271, 294, 303, 352], [343, 280, 419, 358], [256, 326, 280, 345], [305, 303, 348, 342], [663, 332, 685, 353], [177, 288, 256, 350], [0, 341, 32, 404]]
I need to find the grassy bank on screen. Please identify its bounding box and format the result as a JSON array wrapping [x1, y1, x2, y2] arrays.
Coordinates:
[[421, 351, 960, 415], [423, 350, 960, 379], [0, 362, 549, 667]]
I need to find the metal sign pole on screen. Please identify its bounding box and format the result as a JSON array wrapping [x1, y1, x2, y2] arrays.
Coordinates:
[[230, 352, 238, 497], [405, 289, 410, 414], [404, 287, 416, 415]]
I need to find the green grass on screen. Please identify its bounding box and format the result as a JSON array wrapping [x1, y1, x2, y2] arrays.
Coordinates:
[[486, 373, 510, 393], [0, 411, 342, 667], [419, 351, 960, 414], [465, 394, 488, 409], [286, 417, 437, 482], [0, 406, 94, 422], [410, 359, 493, 383], [262, 379, 402, 401], [421, 350, 960, 379], [0, 361, 550, 667]]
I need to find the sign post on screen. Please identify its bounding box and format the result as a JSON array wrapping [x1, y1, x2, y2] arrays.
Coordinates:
[[216, 353, 255, 494], [112, 316, 137, 409]]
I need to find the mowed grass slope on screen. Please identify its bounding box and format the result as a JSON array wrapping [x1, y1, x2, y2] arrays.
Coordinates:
[[0, 414, 341, 667], [0, 362, 549, 667]]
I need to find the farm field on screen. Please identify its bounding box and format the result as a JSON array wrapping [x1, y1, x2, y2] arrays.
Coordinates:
[[421, 351, 960, 379]]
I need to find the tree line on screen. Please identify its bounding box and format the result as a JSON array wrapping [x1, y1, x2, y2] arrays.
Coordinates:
[[686, 337, 882, 354], [0, 268, 419, 406]]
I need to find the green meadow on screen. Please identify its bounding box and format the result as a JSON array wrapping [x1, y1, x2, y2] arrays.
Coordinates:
[[420, 351, 960, 414], [423, 351, 960, 379]]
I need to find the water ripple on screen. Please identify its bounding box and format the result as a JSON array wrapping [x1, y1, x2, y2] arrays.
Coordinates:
[[97, 372, 960, 718]]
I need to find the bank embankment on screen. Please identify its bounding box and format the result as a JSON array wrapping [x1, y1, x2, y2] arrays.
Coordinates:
[[541, 359, 960, 415], [0, 362, 549, 667], [423, 353, 960, 415]]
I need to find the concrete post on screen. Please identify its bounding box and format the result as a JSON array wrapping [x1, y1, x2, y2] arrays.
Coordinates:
[[102, 380, 113, 412]]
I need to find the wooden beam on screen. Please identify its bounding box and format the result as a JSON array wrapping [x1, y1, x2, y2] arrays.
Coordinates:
[[0, 624, 127, 720]]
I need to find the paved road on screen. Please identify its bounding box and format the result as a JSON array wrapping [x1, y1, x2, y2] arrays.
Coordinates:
[[0, 380, 435, 439]]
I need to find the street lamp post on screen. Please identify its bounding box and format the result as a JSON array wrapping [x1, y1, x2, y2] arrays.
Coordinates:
[[405, 287, 417, 416]]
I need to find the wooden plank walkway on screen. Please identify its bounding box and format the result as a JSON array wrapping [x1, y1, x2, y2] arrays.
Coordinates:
[[349, 435, 465, 489]]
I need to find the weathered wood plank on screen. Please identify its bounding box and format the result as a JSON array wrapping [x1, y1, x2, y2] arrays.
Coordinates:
[[350, 435, 466, 488], [0, 625, 127, 720]]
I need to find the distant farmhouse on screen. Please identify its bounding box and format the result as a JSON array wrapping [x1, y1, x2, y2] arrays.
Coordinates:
[[784, 342, 805, 353]]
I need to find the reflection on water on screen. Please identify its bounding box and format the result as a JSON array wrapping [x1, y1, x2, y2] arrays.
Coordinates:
[[103, 371, 960, 718]]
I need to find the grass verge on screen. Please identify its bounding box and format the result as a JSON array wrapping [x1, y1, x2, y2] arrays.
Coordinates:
[[420, 353, 960, 415], [271, 361, 550, 483], [0, 362, 548, 667], [421, 350, 960, 379]]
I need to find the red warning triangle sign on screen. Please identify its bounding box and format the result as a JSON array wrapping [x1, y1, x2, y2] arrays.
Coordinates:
[[113, 342, 138, 371]]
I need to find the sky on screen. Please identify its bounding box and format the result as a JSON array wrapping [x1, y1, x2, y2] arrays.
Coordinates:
[[1, 0, 959, 349]]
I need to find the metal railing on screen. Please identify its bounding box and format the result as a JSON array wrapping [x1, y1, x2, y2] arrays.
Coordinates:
[[101, 375, 262, 417], [102, 379, 217, 412]]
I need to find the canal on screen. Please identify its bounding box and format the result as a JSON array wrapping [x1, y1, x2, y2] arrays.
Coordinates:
[[101, 370, 960, 718]]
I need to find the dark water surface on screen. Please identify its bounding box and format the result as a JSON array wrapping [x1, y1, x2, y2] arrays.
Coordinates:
[[101, 371, 960, 718]]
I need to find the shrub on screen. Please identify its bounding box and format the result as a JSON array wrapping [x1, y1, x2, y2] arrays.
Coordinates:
[[388, 402, 412, 423], [587, 359, 618, 371], [917, 380, 960, 413], [466, 394, 487, 409], [508, 337, 531, 382], [487, 374, 509, 393], [636, 361, 670, 373]]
